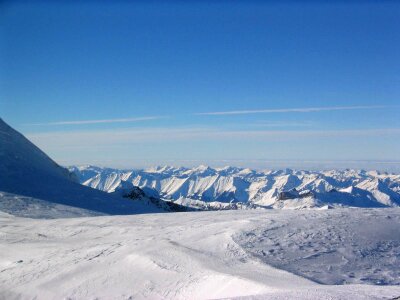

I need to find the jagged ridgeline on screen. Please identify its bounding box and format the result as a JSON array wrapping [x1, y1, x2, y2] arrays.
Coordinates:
[[1, 116, 399, 214], [70, 165, 400, 209]]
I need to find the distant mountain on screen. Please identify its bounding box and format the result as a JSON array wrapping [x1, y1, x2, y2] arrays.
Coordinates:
[[0, 118, 164, 216], [70, 165, 400, 209]]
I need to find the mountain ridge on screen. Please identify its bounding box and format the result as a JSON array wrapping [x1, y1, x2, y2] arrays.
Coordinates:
[[70, 164, 400, 209]]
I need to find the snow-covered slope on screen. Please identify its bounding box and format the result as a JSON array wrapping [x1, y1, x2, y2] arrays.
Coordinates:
[[71, 165, 400, 209], [0, 118, 74, 183], [236, 209, 400, 286], [0, 192, 103, 218], [0, 119, 164, 215], [1, 209, 399, 299]]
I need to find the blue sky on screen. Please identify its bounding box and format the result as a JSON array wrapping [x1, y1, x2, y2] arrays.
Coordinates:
[[1, 1, 400, 170]]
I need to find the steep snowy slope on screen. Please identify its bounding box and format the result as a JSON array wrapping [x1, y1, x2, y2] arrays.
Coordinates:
[[0, 118, 74, 182], [1, 209, 399, 299], [71, 165, 400, 208], [0, 119, 162, 215]]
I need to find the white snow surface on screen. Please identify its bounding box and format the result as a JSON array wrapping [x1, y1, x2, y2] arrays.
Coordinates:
[[0, 192, 103, 218], [1, 209, 400, 300], [70, 165, 400, 208]]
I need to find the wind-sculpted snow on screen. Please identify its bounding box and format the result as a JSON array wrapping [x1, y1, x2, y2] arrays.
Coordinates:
[[1, 209, 400, 299], [235, 209, 400, 285], [70, 165, 400, 209]]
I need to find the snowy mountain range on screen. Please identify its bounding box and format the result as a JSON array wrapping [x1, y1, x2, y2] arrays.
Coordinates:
[[70, 165, 400, 209], [2, 118, 400, 298], [2, 115, 400, 214]]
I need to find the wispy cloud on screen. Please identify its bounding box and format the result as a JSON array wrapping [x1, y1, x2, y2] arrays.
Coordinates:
[[252, 120, 315, 128], [27, 127, 400, 148], [196, 105, 392, 116], [27, 116, 168, 126]]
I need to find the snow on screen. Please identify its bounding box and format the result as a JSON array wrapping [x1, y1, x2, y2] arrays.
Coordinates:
[[1, 119, 400, 299], [71, 165, 400, 208], [236, 209, 400, 285], [0, 192, 103, 218], [1, 209, 400, 299], [0, 119, 73, 182], [0, 118, 166, 215]]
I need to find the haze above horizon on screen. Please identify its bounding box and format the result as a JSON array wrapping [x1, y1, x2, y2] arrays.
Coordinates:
[[2, 1, 399, 170]]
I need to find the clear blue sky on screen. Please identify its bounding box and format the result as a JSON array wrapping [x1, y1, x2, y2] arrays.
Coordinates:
[[1, 1, 400, 170]]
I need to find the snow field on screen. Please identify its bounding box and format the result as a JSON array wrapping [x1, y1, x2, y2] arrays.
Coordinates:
[[1, 209, 400, 299]]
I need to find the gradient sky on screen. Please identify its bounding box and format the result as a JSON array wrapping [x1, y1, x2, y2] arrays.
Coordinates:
[[1, 1, 400, 170]]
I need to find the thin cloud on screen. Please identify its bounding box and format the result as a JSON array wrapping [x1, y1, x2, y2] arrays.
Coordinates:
[[252, 120, 315, 128], [27, 116, 168, 126], [196, 105, 392, 116], [27, 127, 400, 148]]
